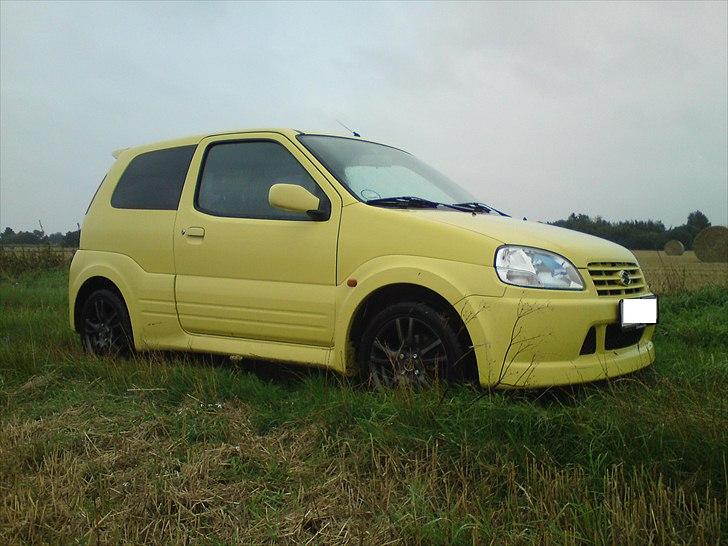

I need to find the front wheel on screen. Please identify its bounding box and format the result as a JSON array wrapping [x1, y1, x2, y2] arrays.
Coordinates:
[[79, 289, 133, 357], [358, 301, 466, 389]]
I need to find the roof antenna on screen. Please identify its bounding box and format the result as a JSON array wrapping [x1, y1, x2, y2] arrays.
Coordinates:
[[336, 120, 360, 137]]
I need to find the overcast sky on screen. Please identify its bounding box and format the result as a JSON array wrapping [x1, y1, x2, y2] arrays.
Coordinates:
[[1, 0, 726, 233]]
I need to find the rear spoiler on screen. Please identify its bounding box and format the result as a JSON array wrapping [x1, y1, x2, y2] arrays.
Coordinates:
[[112, 148, 128, 159]]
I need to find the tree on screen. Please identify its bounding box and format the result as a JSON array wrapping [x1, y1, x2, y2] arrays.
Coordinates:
[[665, 225, 693, 249], [1, 227, 15, 243], [47, 232, 65, 245], [62, 230, 80, 247], [666, 210, 711, 249], [0, 228, 48, 245], [686, 210, 710, 232]]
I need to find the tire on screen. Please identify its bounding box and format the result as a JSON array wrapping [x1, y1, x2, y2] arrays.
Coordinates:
[[357, 301, 466, 389], [79, 289, 134, 357]]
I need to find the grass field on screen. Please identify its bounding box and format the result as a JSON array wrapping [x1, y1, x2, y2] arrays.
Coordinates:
[[1, 269, 726, 544]]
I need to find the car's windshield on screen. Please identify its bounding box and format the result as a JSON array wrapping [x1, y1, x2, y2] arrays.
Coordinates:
[[298, 135, 478, 205]]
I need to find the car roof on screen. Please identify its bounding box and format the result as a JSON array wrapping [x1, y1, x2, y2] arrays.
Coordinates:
[[112, 128, 336, 158]]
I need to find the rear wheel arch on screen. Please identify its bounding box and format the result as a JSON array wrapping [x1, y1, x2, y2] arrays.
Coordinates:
[[347, 283, 477, 381], [73, 276, 130, 334]]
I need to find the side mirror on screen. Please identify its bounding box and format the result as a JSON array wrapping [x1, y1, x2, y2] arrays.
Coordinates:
[[269, 184, 326, 220]]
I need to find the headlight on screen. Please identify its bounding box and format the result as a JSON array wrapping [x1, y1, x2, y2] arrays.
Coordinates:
[[494, 246, 584, 290]]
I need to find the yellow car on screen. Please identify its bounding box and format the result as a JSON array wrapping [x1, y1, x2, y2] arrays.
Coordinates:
[[69, 128, 657, 388]]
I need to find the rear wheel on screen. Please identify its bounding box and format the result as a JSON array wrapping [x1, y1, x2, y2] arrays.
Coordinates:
[[79, 289, 133, 357], [358, 301, 465, 389]]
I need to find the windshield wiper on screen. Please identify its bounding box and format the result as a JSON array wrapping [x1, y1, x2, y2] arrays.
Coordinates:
[[366, 196, 439, 208], [451, 202, 510, 217], [366, 196, 470, 212]]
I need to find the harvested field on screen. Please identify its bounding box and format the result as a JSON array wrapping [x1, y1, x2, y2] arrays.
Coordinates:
[[633, 250, 728, 294]]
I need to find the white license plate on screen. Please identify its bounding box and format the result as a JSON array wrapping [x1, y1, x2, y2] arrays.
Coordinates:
[[620, 296, 658, 328]]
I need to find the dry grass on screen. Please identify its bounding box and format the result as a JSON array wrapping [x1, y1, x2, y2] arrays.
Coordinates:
[[0, 246, 75, 279], [1, 386, 723, 545], [633, 250, 728, 294]]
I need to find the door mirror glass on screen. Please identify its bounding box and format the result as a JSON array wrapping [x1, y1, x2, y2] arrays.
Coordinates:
[[269, 184, 325, 220]]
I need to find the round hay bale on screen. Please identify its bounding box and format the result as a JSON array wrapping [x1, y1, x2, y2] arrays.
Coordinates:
[[693, 226, 728, 263], [663, 239, 684, 256]]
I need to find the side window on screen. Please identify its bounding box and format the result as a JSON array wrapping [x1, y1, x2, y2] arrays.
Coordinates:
[[196, 140, 329, 220], [111, 145, 196, 210]]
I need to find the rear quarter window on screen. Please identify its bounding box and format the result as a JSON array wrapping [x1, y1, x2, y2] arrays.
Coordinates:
[[111, 145, 196, 210]]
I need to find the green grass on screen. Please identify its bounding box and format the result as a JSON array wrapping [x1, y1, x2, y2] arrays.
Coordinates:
[[1, 269, 726, 544]]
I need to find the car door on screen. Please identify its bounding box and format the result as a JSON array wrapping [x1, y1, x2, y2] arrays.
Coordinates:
[[173, 132, 341, 347]]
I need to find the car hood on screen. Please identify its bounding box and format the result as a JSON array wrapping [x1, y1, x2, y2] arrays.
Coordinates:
[[407, 210, 636, 268]]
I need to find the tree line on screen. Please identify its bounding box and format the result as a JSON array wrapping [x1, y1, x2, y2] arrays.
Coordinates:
[[548, 210, 711, 250], [1, 227, 80, 247], [0, 210, 712, 251]]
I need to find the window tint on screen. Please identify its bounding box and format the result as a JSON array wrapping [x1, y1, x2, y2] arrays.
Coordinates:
[[111, 145, 196, 210], [196, 140, 328, 220]]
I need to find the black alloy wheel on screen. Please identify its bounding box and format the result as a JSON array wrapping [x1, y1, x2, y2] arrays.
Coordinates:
[[80, 289, 133, 357], [359, 302, 465, 389]]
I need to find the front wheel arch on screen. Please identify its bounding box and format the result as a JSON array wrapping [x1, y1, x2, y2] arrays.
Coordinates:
[[348, 283, 477, 382]]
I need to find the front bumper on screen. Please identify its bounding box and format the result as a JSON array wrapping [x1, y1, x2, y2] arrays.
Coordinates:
[[458, 288, 656, 388]]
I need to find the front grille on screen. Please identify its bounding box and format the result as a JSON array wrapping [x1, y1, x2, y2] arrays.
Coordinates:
[[604, 324, 645, 350], [587, 262, 646, 296]]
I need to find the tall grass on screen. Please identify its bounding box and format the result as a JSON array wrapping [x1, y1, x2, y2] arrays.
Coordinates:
[[1, 270, 726, 544], [0, 246, 73, 279]]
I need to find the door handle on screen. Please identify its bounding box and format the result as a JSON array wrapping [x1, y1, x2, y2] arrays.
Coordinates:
[[182, 227, 205, 238]]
